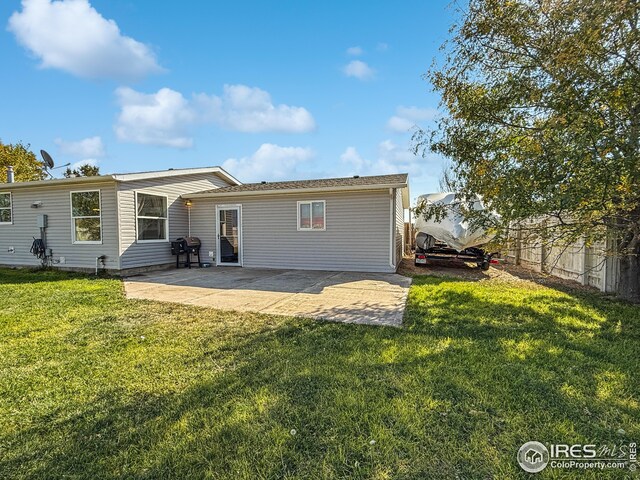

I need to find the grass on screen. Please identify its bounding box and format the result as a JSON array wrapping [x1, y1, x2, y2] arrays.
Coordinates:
[[0, 268, 638, 479]]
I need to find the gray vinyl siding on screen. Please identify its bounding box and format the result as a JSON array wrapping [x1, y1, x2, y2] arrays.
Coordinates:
[[0, 182, 120, 270], [189, 189, 394, 273], [118, 173, 231, 269], [394, 188, 404, 267]]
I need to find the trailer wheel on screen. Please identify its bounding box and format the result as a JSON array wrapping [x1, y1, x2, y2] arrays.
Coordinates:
[[480, 260, 490, 270]]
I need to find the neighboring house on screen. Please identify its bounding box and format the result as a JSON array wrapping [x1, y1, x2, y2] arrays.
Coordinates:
[[0, 167, 409, 274]]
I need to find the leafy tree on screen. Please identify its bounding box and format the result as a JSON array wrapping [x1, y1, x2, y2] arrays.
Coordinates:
[[63, 163, 100, 178], [0, 141, 45, 182], [416, 0, 640, 300]]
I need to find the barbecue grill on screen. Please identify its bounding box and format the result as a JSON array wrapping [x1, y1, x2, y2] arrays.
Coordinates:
[[171, 236, 202, 268]]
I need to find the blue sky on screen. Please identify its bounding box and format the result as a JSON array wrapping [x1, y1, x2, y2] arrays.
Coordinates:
[[0, 0, 454, 202]]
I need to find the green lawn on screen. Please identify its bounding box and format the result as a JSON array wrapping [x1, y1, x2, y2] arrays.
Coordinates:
[[0, 268, 638, 479]]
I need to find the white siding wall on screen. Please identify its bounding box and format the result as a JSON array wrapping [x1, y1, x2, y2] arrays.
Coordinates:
[[118, 173, 231, 269], [189, 190, 394, 272], [0, 182, 120, 270]]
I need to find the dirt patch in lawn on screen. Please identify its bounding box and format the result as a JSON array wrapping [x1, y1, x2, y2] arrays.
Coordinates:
[[397, 257, 601, 293]]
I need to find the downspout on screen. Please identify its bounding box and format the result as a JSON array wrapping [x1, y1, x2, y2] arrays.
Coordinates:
[[389, 188, 395, 270], [407, 202, 412, 255], [400, 190, 404, 257], [185, 199, 193, 236], [114, 183, 122, 271]]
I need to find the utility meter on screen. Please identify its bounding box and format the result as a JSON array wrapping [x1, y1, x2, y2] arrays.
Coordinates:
[[37, 214, 48, 228]]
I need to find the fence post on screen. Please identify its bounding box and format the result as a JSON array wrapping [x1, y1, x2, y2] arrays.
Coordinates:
[[582, 239, 589, 286], [515, 226, 522, 265], [540, 219, 550, 274]]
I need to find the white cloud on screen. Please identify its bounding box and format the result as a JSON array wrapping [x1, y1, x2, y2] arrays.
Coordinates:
[[195, 84, 316, 133], [375, 140, 423, 175], [69, 158, 99, 170], [340, 140, 424, 177], [55, 136, 105, 158], [346, 46, 363, 56], [222, 144, 314, 182], [341, 141, 445, 196], [386, 116, 415, 133], [386, 106, 438, 133], [396, 106, 438, 121], [8, 0, 163, 80], [339, 146, 368, 171], [114, 84, 316, 147], [343, 60, 375, 80], [114, 87, 196, 148]]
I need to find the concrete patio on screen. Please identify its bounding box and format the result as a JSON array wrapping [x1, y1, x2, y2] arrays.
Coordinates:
[[124, 267, 411, 327]]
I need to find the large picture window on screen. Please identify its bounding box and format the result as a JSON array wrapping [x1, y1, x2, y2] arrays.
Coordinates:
[[297, 200, 325, 231], [136, 192, 168, 242], [0, 193, 12, 224], [71, 190, 101, 243]]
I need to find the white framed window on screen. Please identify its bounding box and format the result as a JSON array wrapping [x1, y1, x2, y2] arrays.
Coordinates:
[[136, 192, 168, 242], [70, 190, 102, 243], [0, 192, 12, 224], [297, 200, 326, 231]]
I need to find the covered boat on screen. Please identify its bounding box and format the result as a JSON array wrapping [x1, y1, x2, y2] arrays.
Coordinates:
[[413, 193, 498, 269]]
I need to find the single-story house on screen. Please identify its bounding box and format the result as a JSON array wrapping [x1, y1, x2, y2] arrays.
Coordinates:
[[0, 166, 408, 274], [0, 167, 239, 272]]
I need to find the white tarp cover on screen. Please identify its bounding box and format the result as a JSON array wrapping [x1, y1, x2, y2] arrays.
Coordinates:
[[414, 193, 495, 250]]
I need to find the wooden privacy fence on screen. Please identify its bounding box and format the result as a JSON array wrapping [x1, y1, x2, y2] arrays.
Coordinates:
[[404, 222, 415, 255], [506, 234, 621, 294], [406, 214, 621, 293]]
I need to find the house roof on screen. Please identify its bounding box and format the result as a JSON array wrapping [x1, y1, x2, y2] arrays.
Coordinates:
[[2, 166, 241, 190], [191, 173, 408, 194], [111, 166, 241, 184], [188, 173, 409, 207]]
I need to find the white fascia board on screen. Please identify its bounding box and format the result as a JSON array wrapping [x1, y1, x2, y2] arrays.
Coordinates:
[[3, 166, 243, 190], [186, 182, 409, 199], [113, 166, 242, 185], [3, 176, 115, 189], [401, 185, 410, 209]]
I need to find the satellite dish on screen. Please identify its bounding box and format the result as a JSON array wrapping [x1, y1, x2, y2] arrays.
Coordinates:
[[40, 150, 55, 169]]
